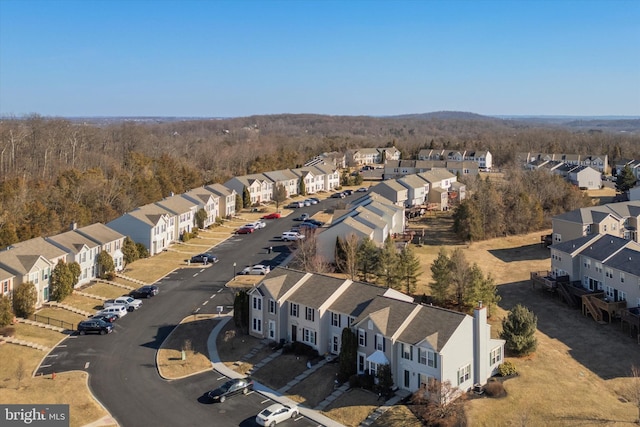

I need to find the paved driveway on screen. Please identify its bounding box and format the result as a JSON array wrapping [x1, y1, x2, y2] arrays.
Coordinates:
[[35, 198, 347, 426]]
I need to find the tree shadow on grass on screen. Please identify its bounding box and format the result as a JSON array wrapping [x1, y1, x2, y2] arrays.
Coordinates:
[[488, 243, 550, 263]]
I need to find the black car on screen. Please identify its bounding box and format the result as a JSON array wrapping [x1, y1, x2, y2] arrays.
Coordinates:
[[129, 285, 159, 299], [207, 377, 254, 403], [343, 189, 353, 196], [190, 253, 219, 264], [302, 219, 324, 227], [330, 192, 346, 199], [77, 319, 113, 335], [91, 313, 118, 323]]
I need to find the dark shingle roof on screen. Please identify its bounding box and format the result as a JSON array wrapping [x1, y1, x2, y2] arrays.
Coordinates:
[[604, 247, 640, 276], [259, 267, 308, 300], [288, 274, 347, 309], [396, 305, 466, 351], [551, 235, 601, 254], [577, 235, 633, 262], [328, 281, 387, 317], [355, 296, 417, 336]]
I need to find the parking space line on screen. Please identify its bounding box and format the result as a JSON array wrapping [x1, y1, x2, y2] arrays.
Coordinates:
[[217, 376, 226, 381], [45, 354, 59, 357], [202, 301, 208, 306], [260, 398, 272, 404], [57, 344, 67, 348], [40, 364, 51, 369], [210, 295, 216, 299], [194, 307, 201, 313], [84, 362, 90, 369], [217, 289, 223, 293], [192, 273, 199, 277]]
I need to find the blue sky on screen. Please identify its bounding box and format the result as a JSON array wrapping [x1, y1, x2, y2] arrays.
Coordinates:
[[1, 0, 639, 117]]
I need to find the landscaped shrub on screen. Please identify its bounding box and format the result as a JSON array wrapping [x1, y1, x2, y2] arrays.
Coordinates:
[[498, 361, 517, 377], [484, 380, 506, 397], [348, 374, 361, 388], [360, 372, 375, 390], [289, 341, 318, 358]]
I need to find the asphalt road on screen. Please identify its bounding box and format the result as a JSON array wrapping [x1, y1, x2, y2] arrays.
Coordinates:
[[35, 196, 350, 427]]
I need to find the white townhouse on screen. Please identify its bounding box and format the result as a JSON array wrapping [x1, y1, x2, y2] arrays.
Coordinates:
[[249, 268, 505, 395], [107, 205, 174, 256], [347, 148, 383, 166], [346, 193, 406, 235], [46, 228, 102, 287], [464, 150, 492, 170], [155, 194, 198, 240], [75, 223, 125, 272], [291, 167, 323, 194], [0, 237, 68, 306], [397, 175, 430, 207], [263, 170, 300, 198], [418, 169, 457, 211], [519, 152, 609, 174], [181, 188, 220, 228], [0, 267, 14, 298], [224, 174, 272, 205], [315, 217, 377, 264], [313, 163, 341, 192], [205, 183, 237, 218], [566, 166, 602, 190]]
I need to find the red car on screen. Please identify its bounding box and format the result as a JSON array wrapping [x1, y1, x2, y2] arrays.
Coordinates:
[[236, 227, 254, 234], [261, 212, 281, 219]]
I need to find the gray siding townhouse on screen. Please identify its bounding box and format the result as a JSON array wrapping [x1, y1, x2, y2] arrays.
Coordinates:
[[204, 183, 237, 218], [249, 268, 505, 396], [75, 223, 125, 272], [313, 163, 341, 192], [615, 159, 640, 181], [155, 194, 198, 240], [107, 205, 174, 256], [417, 169, 457, 211], [567, 166, 602, 190], [368, 180, 408, 207], [519, 152, 609, 174], [46, 227, 102, 287], [315, 217, 376, 263], [291, 167, 323, 194], [551, 201, 640, 244], [383, 160, 435, 180], [0, 237, 68, 306], [181, 188, 220, 228], [262, 170, 299, 199], [397, 175, 430, 207]]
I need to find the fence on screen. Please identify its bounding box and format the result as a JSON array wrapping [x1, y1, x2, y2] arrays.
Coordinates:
[[30, 314, 75, 331]]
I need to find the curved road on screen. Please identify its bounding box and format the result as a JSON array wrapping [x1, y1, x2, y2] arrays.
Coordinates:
[[36, 199, 342, 426]]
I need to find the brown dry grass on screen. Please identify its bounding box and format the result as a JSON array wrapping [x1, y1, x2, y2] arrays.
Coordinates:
[[81, 282, 130, 299], [35, 307, 88, 327], [215, 321, 265, 373], [0, 344, 113, 427], [61, 292, 104, 313], [322, 388, 381, 427], [286, 363, 339, 408], [157, 314, 218, 379], [251, 354, 309, 390], [5, 323, 67, 348], [370, 405, 423, 427]]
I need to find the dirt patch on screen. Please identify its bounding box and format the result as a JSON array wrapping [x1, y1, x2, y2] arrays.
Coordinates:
[[371, 405, 423, 427], [251, 354, 309, 390], [157, 314, 218, 379], [322, 388, 381, 427], [215, 321, 265, 367], [286, 362, 339, 408]]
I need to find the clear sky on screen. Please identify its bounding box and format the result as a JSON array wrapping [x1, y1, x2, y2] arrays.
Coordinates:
[[1, 0, 639, 118]]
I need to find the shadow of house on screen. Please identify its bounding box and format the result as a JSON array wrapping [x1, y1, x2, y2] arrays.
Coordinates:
[[488, 243, 550, 263]]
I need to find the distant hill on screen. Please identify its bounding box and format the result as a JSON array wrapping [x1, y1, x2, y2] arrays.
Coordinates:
[[388, 111, 496, 121]]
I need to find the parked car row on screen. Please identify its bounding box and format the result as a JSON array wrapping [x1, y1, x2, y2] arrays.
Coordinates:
[[236, 220, 266, 234], [78, 285, 160, 336], [189, 253, 219, 265], [238, 264, 271, 275]]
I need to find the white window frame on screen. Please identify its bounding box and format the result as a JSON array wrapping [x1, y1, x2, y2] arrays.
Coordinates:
[[290, 303, 299, 318]]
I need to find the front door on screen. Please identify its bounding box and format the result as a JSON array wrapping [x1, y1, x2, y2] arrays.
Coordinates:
[[332, 335, 339, 354], [404, 370, 410, 388], [291, 325, 297, 342]]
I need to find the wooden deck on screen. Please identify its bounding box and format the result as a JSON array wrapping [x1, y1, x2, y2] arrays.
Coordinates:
[[621, 307, 640, 342], [582, 293, 629, 323]]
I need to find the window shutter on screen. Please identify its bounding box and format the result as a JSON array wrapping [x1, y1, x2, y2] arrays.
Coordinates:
[[410, 345, 413, 361], [364, 332, 368, 347], [383, 338, 386, 352], [374, 335, 378, 349]]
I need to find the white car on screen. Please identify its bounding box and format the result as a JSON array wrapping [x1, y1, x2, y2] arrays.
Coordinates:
[[239, 264, 271, 275], [256, 403, 299, 426], [95, 305, 127, 319], [255, 219, 266, 229], [281, 231, 305, 241]]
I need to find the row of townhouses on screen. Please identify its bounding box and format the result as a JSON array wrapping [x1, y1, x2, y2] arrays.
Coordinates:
[[248, 267, 505, 395], [0, 224, 126, 307], [532, 201, 640, 337], [417, 149, 493, 171], [524, 161, 603, 190], [517, 152, 609, 174]]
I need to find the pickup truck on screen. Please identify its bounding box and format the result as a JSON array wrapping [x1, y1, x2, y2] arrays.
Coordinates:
[[104, 296, 143, 312]]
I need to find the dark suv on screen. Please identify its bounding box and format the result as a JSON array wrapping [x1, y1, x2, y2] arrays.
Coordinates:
[[207, 377, 254, 403], [77, 319, 113, 335], [129, 285, 159, 299]]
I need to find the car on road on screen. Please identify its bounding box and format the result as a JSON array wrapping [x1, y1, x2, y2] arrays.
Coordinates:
[[91, 313, 119, 323], [330, 192, 346, 198], [236, 226, 255, 234], [77, 319, 113, 335], [308, 197, 320, 204], [281, 231, 305, 241], [261, 212, 281, 219], [95, 305, 128, 319], [104, 296, 142, 312], [256, 403, 299, 426], [207, 377, 254, 403], [189, 253, 219, 264], [304, 198, 318, 205], [356, 187, 368, 192], [255, 219, 266, 229], [129, 285, 159, 299], [287, 201, 304, 208], [293, 213, 309, 222], [302, 219, 324, 227], [238, 265, 271, 275], [343, 189, 353, 196], [299, 222, 318, 231]]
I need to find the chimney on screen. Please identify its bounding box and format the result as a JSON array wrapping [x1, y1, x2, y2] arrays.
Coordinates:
[[473, 301, 488, 386], [70, 222, 77, 231]]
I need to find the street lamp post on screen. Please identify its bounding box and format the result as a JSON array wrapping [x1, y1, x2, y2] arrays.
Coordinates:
[[233, 262, 236, 280]]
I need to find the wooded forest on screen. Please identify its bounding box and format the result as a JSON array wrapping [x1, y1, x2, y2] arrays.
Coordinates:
[[1, 113, 638, 247]]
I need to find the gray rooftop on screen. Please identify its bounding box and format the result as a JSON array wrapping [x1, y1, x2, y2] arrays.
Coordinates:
[[355, 295, 417, 336], [288, 274, 347, 309], [396, 304, 466, 351], [47, 230, 100, 255], [75, 223, 124, 245], [604, 247, 640, 277], [259, 267, 309, 300], [577, 235, 636, 262]]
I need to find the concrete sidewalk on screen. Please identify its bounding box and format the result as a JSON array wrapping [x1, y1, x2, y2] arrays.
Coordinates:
[[207, 314, 347, 427]]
